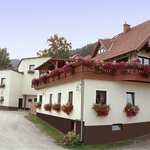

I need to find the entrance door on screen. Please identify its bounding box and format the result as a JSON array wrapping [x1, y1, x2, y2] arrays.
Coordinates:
[[18, 98, 23, 109]]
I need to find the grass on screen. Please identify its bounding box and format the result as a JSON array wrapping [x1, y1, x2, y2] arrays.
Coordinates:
[[25, 113, 133, 150]]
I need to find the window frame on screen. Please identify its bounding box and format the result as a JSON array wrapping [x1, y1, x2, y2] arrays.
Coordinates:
[[139, 56, 150, 65], [96, 90, 107, 104], [1, 78, 5, 85], [58, 93, 61, 104], [126, 92, 135, 105], [68, 91, 73, 104], [49, 94, 52, 104], [28, 65, 35, 73], [39, 95, 43, 104]]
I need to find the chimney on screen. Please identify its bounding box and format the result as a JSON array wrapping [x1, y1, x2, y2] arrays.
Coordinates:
[[123, 23, 130, 33]]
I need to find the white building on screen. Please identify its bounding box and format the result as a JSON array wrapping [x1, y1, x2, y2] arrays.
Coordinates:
[[33, 20, 150, 145], [0, 57, 49, 110]]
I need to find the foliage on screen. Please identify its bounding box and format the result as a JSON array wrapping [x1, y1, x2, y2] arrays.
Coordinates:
[[92, 103, 110, 117], [0, 48, 12, 70], [61, 102, 73, 115], [63, 63, 73, 74], [62, 131, 81, 147], [70, 43, 96, 57], [124, 104, 139, 117], [35, 102, 41, 109], [44, 103, 52, 111], [32, 78, 39, 87], [52, 103, 61, 112], [37, 34, 71, 58]]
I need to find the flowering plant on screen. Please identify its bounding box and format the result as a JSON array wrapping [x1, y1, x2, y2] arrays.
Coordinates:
[[124, 104, 139, 117], [32, 78, 39, 87], [142, 65, 150, 77], [103, 62, 116, 73], [35, 102, 41, 109], [52, 103, 61, 112], [63, 63, 73, 74], [61, 102, 73, 115], [44, 103, 52, 111], [39, 75, 47, 83], [92, 103, 110, 117]]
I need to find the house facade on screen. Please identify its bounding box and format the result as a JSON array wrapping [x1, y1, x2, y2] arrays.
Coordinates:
[[33, 20, 150, 145], [0, 57, 49, 110]]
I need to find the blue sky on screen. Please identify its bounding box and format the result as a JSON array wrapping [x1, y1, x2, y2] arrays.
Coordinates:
[[0, 0, 149, 59]]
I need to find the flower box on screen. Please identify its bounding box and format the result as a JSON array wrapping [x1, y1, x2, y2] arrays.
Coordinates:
[[124, 104, 139, 117], [61, 102, 73, 115], [52, 103, 61, 112], [44, 103, 52, 111], [92, 103, 110, 117], [35, 102, 41, 109]]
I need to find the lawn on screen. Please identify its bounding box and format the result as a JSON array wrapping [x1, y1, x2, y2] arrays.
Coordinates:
[[25, 113, 133, 150]]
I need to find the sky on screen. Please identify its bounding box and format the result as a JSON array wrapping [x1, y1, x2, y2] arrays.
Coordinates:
[[0, 0, 149, 59]]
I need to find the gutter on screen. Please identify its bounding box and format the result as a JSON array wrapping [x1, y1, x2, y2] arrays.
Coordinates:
[[80, 75, 84, 142]]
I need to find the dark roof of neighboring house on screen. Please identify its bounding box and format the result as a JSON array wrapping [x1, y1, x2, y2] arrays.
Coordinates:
[[92, 20, 150, 60]]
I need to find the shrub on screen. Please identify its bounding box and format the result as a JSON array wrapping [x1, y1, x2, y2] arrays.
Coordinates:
[[62, 131, 81, 147]]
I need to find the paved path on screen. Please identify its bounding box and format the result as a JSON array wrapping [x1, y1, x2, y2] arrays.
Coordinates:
[[0, 110, 67, 150], [110, 134, 150, 150]]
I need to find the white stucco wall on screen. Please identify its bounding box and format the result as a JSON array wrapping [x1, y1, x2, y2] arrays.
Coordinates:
[[9, 71, 23, 107], [0, 70, 11, 106], [37, 80, 82, 120], [84, 79, 150, 126], [0, 70, 23, 107], [18, 57, 49, 95], [138, 50, 150, 58]]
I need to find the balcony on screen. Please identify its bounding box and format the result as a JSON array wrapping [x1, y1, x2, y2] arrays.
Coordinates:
[[32, 59, 150, 89]]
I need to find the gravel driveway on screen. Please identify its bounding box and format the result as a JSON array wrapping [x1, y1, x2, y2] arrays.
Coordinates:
[[0, 110, 67, 150]]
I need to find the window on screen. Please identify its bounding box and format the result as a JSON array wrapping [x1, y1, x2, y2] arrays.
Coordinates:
[[98, 48, 106, 54], [39, 95, 42, 104], [28, 99, 32, 102], [1, 78, 5, 85], [68, 91, 73, 104], [0, 96, 4, 103], [96, 91, 106, 104], [139, 56, 150, 65], [126, 92, 135, 105], [58, 93, 61, 104], [28, 65, 35, 73], [34, 98, 37, 102], [50, 94, 52, 104], [112, 124, 122, 131]]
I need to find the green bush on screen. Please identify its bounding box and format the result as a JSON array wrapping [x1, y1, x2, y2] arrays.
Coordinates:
[[62, 131, 81, 147]]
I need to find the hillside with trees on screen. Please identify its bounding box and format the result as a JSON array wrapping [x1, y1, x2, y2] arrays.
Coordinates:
[[70, 43, 96, 57]]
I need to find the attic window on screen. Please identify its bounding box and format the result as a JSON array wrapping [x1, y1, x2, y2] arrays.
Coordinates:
[[98, 48, 106, 54]]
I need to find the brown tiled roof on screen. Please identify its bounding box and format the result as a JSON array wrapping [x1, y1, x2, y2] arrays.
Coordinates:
[[92, 20, 150, 60]]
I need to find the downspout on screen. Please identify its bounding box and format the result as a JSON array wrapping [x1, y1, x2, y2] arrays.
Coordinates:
[[80, 74, 84, 142]]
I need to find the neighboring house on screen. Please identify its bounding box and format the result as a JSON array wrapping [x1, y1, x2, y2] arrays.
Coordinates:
[[33, 20, 150, 145], [0, 57, 49, 110]]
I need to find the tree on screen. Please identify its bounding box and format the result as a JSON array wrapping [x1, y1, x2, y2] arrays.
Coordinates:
[[37, 34, 72, 58], [0, 48, 11, 70]]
